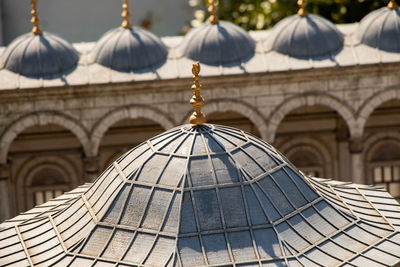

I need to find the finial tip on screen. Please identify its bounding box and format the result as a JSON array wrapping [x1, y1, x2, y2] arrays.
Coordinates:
[[297, 0, 308, 17], [388, 0, 398, 9], [189, 62, 206, 125], [31, 0, 42, 35], [122, 0, 132, 29], [208, 0, 219, 24]]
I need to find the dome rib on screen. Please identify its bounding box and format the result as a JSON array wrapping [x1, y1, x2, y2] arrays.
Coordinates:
[[91, 26, 168, 72], [288, 17, 303, 56], [0, 32, 79, 77], [110, 29, 126, 71]]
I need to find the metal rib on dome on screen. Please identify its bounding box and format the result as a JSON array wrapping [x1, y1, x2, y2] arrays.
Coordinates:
[[354, 3, 400, 52], [0, 32, 79, 77], [179, 21, 255, 65], [265, 14, 344, 58], [1, 124, 400, 266]]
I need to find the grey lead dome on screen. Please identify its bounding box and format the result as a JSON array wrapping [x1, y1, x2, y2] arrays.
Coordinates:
[[354, 6, 400, 52], [0, 32, 79, 77], [265, 14, 344, 58], [90, 26, 168, 72], [179, 21, 255, 65], [1, 123, 400, 266]]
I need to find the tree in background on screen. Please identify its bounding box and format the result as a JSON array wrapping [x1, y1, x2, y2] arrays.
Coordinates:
[[187, 0, 386, 31]]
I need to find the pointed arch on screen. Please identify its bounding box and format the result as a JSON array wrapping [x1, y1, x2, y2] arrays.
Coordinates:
[[0, 111, 90, 164]]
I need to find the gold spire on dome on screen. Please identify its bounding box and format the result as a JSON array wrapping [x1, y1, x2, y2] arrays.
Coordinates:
[[189, 62, 207, 125], [297, 0, 308, 17], [388, 0, 398, 9], [30, 0, 42, 35], [121, 0, 132, 29], [208, 0, 219, 24]]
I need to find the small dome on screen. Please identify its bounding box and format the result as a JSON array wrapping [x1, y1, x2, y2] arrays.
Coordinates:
[[354, 6, 400, 51], [91, 27, 168, 72], [265, 14, 343, 58], [0, 32, 78, 77], [179, 21, 255, 65]]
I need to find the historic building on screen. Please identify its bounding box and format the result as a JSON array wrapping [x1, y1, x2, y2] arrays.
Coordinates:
[[1, 62, 400, 266], [0, 0, 400, 224]]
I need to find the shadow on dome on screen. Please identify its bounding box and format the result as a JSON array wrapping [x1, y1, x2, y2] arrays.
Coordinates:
[[179, 21, 255, 66], [264, 14, 344, 60], [354, 6, 400, 52], [90, 26, 168, 73], [0, 32, 79, 78]]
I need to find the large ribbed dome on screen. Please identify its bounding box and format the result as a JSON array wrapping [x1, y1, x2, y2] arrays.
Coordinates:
[[90, 27, 167, 72], [0, 32, 78, 77], [354, 5, 400, 52], [179, 21, 255, 65], [265, 14, 343, 58], [2, 123, 400, 266]]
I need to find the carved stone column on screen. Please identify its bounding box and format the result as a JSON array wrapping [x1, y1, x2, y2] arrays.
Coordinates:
[[349, 137, 364, 184], [83, 156, 100, 183], [0, 164, 11, 222]]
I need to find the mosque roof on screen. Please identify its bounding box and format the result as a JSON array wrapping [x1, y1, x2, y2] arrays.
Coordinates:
[[354, 1, 400, 52], [1, 64, 400, 265], [1, 123, 400, 266], [2, 1, 400, 89]]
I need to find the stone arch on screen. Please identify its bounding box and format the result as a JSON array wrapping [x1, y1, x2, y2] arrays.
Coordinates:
[[180, 99, 268, 140], [363, 132, 400, 163], [268, 93, 357, 142], [15, 155, 80, 212], [90, 105, 176, 156], [0, 111, 90, 164], [363, 132, 400, 186], [277, 137, 333, 177], [357, 88, 400, 137]]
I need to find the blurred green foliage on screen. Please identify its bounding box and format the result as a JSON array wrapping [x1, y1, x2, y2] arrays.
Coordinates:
[[188, 0, 388, 31]]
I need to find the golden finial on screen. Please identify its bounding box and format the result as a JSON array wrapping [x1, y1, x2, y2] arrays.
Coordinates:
[[121, 0, 132, 29], [189, 62, 207, 125], [208, 0, 219, 24], [31, 0, 42, 35], [297, 0, 308, 17], [388, 0, 398, 9]]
